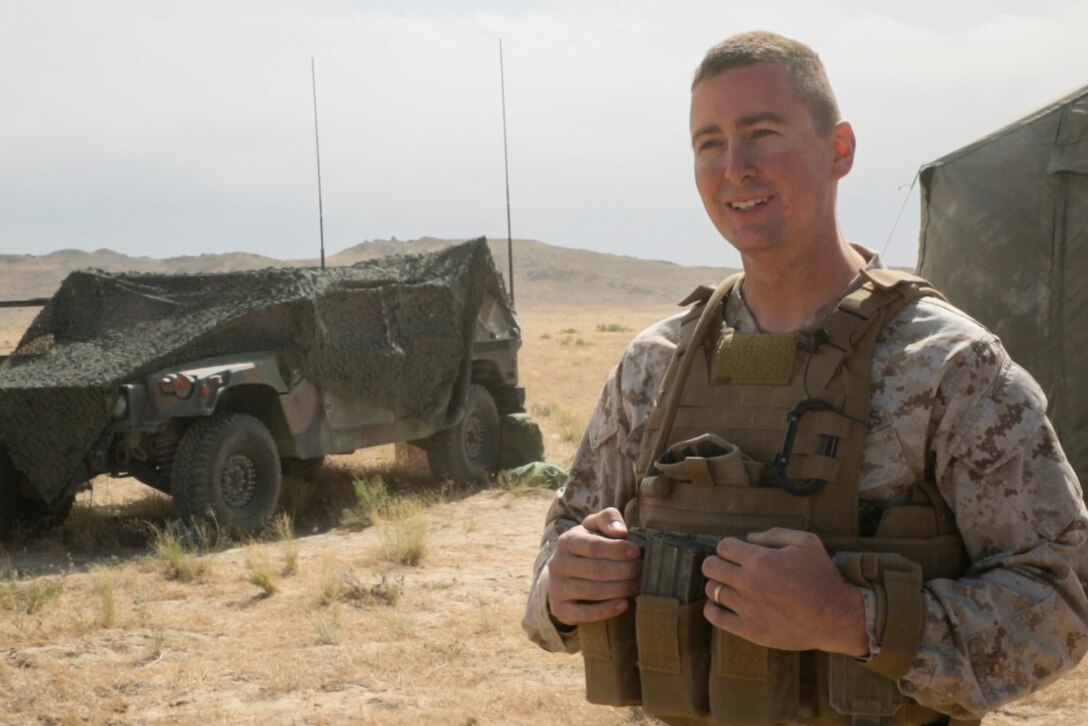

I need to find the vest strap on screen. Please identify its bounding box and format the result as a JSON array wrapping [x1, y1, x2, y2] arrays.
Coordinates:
[[637, 274, 742, 478], [837, 552, 926, 682]]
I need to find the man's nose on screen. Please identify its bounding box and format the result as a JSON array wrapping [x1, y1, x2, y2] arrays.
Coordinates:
[[723, 142, 755, 185]]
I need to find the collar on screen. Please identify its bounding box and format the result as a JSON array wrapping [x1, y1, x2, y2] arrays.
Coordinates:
[[726, 244, 884, 334]]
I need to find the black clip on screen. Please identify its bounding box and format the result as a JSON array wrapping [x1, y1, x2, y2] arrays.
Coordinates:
[[771, 398, 838, 495], [797, 328, 830, 353]]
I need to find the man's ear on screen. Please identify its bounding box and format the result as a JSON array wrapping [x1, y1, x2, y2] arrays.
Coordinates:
[[829, 121, 856, 180]]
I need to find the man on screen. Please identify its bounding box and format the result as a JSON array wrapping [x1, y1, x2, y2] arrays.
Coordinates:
[[523, 31, 1088, 724]]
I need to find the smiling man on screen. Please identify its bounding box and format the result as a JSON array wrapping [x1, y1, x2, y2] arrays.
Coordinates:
[[523, 31, 1088, 725]]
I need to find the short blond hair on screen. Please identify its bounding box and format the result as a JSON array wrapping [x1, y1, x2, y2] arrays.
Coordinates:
[[693, 31, 840, 135]]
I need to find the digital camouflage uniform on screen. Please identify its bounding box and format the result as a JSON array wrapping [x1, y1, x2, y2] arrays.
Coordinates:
[[523, 253, 1088, 721]]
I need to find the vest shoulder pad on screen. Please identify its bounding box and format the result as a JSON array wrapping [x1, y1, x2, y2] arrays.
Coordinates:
[[677, 285, 715, 307], [677, 273, 743, 308], [861, 268, 947, 302], [678, 275, 742, 327]]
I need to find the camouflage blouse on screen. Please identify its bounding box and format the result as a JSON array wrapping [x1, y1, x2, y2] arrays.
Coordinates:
[[522, 258, 1088, 720]]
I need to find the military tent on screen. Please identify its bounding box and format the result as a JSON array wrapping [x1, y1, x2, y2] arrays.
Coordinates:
[[917, 83, 1088, 489]]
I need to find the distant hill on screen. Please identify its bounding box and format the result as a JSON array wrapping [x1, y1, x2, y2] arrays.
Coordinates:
[[0, 237, 738, 312]]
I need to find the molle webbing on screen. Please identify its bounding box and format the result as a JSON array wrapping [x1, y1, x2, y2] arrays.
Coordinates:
[[636, 268, 944, 537], [608, 269, 973, 725], [635, 274, 741, 479]]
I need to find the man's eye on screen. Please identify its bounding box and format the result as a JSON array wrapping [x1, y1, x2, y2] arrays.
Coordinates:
[[697, 139, 723, 152], [752, 128, 776, 139]]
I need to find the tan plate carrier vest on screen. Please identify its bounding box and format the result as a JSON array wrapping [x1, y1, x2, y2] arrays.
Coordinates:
[[579, 269, 976, 726]]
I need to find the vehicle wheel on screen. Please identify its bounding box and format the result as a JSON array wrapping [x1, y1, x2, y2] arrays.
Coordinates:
[[425, 384, 500, 483], [0, 450, 21, 528], [171, 414, 282, 535], [0, 449, 74, 533]]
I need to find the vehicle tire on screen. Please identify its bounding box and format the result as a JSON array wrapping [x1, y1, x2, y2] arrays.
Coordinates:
[[0, 448, 74, 533], [0, 449, 21, 528], [425, 384, 500, 483], [171, 413, 282, 535]]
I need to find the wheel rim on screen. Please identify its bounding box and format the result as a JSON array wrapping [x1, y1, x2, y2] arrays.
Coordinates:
[[463, 414, 486, 463], [220, 453, 258, 509]]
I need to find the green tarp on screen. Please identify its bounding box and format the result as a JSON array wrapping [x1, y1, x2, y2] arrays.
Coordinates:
[[917, 85, 1088, 489], [0, 238, 508, 503]]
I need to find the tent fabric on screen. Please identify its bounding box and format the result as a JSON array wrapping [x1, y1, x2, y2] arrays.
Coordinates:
[[917, 84, 1088, 490]]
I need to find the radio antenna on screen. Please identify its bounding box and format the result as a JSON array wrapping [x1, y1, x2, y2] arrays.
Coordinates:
[[499, 39, 514, 304], [311, 57, 326, 269]]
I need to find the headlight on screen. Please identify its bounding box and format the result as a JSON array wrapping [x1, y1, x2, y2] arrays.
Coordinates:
[[157, 373, 196, 399], [174, 373, 195, 399], [111, 390, 129, 420]]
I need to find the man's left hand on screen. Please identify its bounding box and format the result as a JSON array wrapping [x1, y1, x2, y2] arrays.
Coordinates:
[[702, 528, 869, 656]]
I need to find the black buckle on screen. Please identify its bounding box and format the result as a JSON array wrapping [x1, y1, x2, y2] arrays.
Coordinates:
[[772, 399, 838, 496]]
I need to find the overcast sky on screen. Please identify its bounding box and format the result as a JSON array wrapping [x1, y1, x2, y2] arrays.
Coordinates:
[[2, 0, 1086, 269]]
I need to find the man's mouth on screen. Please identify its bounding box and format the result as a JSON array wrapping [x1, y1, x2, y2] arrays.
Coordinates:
[[729, 197, 770, 211]]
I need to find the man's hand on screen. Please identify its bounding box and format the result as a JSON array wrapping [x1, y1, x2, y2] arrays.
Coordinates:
[[702, 528, 868, 656], [547, 507, 643, 626]]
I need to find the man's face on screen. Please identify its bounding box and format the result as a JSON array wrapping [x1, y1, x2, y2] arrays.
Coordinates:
[[690, 62, 853, 258]]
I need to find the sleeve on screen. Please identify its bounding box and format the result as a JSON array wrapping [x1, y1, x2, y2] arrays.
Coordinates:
[[521, 320, 679, 653], [897, 337, 1088, 719]]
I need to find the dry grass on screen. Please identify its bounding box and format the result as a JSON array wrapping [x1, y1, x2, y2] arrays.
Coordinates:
[[147, 520, 217, 582], [274, 512, 299, 576], [375, 497, 429, 566], [2, 307, 1084, 723], [517, 308, 672, 466], [92, 566, 116, 626], [0, 575, 64, 615], [244, 544, 280, 596]]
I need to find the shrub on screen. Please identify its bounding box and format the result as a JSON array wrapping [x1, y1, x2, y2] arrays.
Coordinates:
[[244, 545, 279, 596], [319, 560, 403, 607], [340, 476, 390, 528], [93, 567, 115, 627], [274, 513, 299, 576], [377, 499, 428, 566], [313, 612, 341, 645], [147, 520, 217, 582], [0, 578, 63, 615]]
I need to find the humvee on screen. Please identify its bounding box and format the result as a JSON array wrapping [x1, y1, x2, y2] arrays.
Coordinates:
[[0, 239, 540, 535]]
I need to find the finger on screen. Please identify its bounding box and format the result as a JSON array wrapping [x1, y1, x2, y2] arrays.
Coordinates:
[[713, 536, 763, 564], [549, 549, 643, 583], [582, 507, 629, 538], [701, 554, 744, 589], [552, 596, 631, 626], [704, 579, 737, 608], [703, 598, 746, 634], [551, 570, 642, 603], [559, 526, 641, 562], [746, 527, 821, 549]]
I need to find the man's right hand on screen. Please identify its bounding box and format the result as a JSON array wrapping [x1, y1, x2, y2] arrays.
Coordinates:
[[546, 507, 643, 626]]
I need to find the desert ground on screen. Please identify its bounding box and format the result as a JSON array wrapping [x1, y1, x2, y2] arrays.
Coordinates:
[[2, 266, 1087, 724]]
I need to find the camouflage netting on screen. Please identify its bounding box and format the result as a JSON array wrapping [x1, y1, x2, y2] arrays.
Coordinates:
[[0, 238, 509, 504]]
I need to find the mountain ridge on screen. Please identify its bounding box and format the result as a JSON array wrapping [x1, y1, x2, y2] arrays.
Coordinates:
[[0, 237, 739, 311]]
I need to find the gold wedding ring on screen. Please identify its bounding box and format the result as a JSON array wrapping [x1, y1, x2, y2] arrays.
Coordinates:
[[713, 583, 724, 606]]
